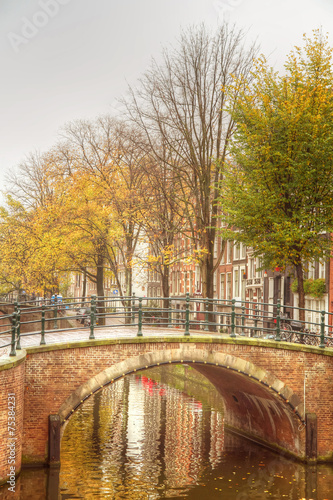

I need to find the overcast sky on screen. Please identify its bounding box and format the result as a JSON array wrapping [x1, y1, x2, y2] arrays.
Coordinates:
[[1, 0, 333, 192]]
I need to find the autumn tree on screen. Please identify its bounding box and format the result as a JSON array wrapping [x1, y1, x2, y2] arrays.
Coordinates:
[[1, 152, 75, 296], [125, 23, 257, 299], [60, 117, 148, 298], [0, 194, 71, 296], [220, 31, 333, 319]]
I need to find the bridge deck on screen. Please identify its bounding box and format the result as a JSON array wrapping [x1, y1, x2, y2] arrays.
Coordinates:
[[0, 325, 221, 357]]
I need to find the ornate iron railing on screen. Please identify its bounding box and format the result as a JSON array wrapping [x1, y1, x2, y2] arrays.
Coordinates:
[[1, 295, 333, 356]]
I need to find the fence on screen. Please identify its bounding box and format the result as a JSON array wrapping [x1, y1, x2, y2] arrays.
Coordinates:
[[1, 295, 333, 357]]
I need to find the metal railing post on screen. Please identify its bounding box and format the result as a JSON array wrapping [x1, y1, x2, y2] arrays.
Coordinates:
[[53, 301, 58, 329], [168, 299, 172, 328], [10, 313, 17, 357], [184, 293, 190, 336], [137, 297, 143, 337], [40, 305, 46, 345], [275, 300, 281, 342], [230, 299, 236, 338], [241, 305, 245, 336], [89, 295, 96, 340], [132, 293, 135, 324], [14, 301, 21, 350], [16, 308, 21, 350], [204, 298, 209, 331], [319, 310, 326, 348], [253, 304, 259, 337]]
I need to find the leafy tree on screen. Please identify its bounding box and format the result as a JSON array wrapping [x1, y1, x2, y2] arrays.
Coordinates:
[[220, 31, 333, 319], [0, 195, 71, 296]]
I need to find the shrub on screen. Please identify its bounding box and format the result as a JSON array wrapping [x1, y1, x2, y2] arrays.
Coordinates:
[[291, 278, 326, 298]]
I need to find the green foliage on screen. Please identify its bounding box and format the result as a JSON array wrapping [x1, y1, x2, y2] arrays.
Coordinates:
[[220, 31, 333, 308], [291, 278, 326, 298]]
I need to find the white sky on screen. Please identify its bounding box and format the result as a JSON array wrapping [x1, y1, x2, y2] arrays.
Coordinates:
[[1, 0, 333, 191]]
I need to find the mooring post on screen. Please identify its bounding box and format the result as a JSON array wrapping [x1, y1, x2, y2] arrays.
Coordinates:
[[49, 415, 61, 468], [306, 413, 317, 461]]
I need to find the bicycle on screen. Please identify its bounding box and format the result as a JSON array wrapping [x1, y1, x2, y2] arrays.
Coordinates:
[[279, 313, 293, 341], [279, 313, 320, 345]]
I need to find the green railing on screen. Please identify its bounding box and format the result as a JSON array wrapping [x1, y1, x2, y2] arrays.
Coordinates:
[[1, 295, 333, 357]]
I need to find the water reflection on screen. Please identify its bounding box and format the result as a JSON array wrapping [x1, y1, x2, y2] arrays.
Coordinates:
[[1, 366, 333, 499]]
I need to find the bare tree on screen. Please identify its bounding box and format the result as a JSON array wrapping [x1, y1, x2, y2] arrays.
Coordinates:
[[125, 23, 258, 299], [139, 147, 187, 311]]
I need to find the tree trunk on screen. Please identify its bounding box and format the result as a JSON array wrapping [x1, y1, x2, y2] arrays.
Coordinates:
[[295, 262, 305, 322], [96, 256, 105, 326], [162, 265, 170, 320], [201, 239, 215, 331]]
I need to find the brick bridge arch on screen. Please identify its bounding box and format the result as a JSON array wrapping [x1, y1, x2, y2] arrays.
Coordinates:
[[1, 335, 333, 486], [57, 346, 306, 460]]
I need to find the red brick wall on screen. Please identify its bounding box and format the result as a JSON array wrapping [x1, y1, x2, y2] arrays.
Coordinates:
[[1, 338, 332, 484], [222, 343, 333, 459], [21, 341, 333, 464], [0, 357, 25, 486]]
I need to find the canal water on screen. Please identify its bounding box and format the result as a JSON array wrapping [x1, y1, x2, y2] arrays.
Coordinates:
[[2, 365, 333, 499]]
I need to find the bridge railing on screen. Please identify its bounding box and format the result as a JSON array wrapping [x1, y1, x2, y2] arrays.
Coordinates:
[[1, 295, 333, 356]]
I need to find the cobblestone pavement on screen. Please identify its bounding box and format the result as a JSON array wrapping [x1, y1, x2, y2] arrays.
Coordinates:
[[0, 321, 220, 358]]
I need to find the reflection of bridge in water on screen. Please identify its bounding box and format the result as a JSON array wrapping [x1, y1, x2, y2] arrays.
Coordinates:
[[0, 295, 333, 488]]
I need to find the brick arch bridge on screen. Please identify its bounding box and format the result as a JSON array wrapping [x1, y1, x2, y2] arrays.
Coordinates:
[[1, 335, 333, 486]]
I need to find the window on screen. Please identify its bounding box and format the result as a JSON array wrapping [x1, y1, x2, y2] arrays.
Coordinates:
[[234, 244, 240, 261], [319, 260, 326, 279], [220, 274, 225, 300], [255, 258, 262, 278], [227, 241, 233, 264], [189, 271, 193, 295], [195, 266, 201, 292], [248, 258, 254, 279], [234, 269, 239, 297], [226, 273, 232, 300], [241, 243, 246, 259], [241, 267, 246, 301], [307, 261, 315, 279], [214, 238, 218, 259], [221, 241, 225, 264]]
